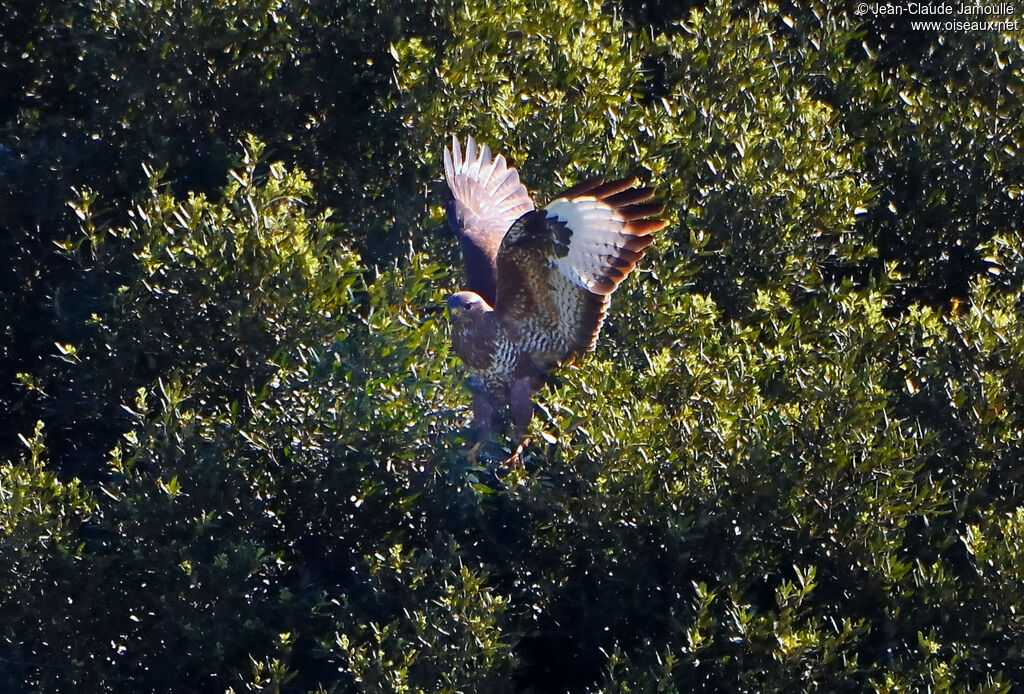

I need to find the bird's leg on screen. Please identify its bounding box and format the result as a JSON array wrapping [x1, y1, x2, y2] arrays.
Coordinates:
[[505, 377, 536, 467], [504, 436, 531, 468], [466, 387, 494, 466]]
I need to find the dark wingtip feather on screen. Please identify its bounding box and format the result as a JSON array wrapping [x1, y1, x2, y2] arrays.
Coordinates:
[[605, 254, 634, 269], [619, 234, 656, 253], [586, 177, 639, 199], [624, 219, 667, 236], [617, 201, 665, 222], [603, 187, 655, 207], [556, 177, 606, 199]]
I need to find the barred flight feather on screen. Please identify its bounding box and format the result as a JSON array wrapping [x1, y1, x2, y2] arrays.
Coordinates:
[[545, 181, 664, 297], [442, 135, 666, 453]]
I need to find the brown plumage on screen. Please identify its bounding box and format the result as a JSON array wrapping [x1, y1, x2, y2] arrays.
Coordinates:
[[444, 136, 666, 460]]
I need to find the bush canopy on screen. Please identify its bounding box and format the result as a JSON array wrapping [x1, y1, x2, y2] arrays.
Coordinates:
[[1, 0, 1022, 691]]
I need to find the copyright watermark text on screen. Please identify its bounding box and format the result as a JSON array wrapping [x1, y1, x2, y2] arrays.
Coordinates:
[[853, 2, 1020, 31]]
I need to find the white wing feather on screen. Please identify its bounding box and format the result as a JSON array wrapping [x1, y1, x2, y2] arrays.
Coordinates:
[[544, 197, 636, 295]]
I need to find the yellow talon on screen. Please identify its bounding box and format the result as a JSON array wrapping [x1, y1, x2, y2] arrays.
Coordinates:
[[465, 442, 483, 466], [503, 437, 530, 467]]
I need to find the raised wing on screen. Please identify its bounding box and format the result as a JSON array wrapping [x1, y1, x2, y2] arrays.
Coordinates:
[[493, 177, 665, 361], [444, 135, 535, 305]]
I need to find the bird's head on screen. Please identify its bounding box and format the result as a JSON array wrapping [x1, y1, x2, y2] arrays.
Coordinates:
[[446, 291, 491, 317]]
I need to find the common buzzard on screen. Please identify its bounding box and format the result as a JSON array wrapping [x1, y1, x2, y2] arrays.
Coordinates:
[[444, 136, 665, 463]]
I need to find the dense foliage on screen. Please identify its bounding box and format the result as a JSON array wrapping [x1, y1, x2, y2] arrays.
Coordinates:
[[2, 0, 1022, 691]]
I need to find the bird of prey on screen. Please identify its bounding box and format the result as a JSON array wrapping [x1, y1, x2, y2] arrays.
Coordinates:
[[443, 135, 665, 463]]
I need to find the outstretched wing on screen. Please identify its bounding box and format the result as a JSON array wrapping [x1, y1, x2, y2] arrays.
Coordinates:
[[493, 178, 665, 363], [444, 135, 535, 305]]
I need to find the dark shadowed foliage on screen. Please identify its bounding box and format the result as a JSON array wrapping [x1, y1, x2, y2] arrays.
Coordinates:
[[2, 0, 1022, 691]]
